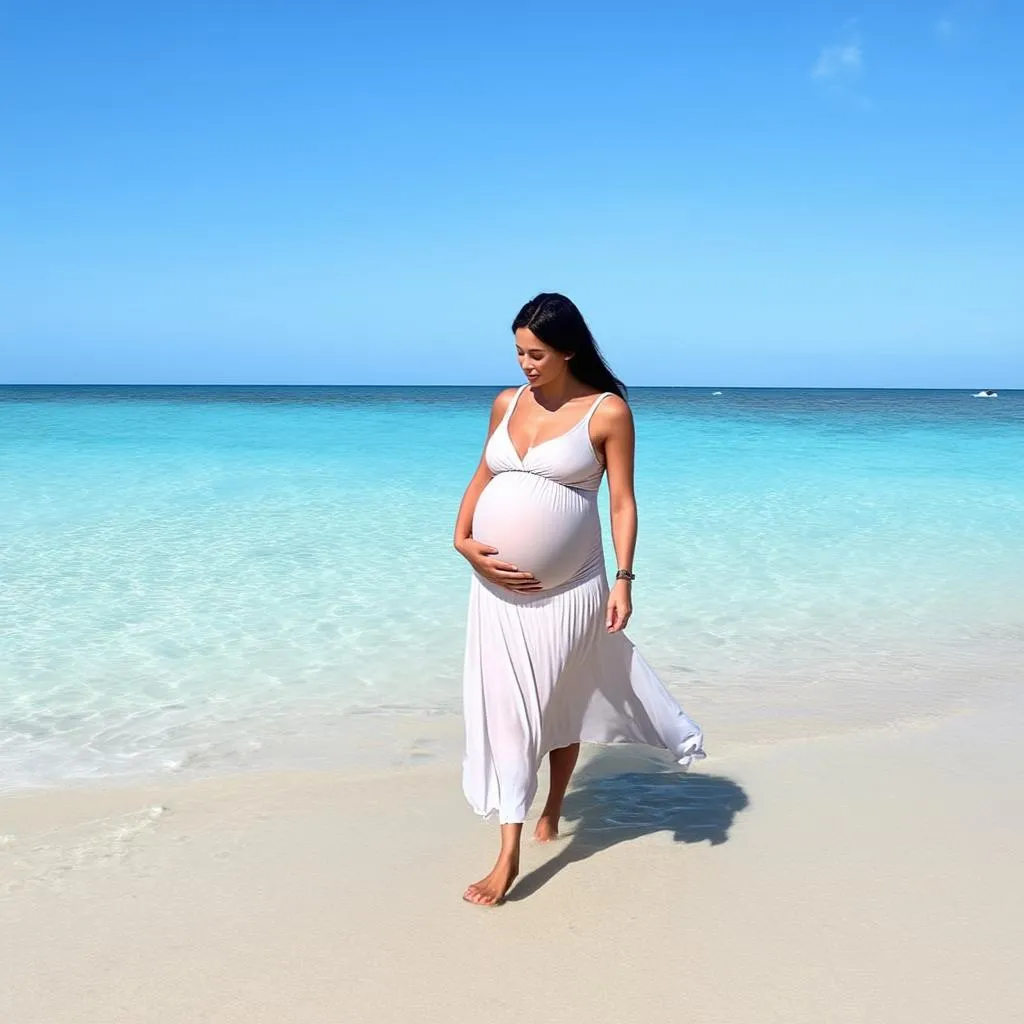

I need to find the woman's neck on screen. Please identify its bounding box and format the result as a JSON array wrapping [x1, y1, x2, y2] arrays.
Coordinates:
[[529, 374, 589, 410]]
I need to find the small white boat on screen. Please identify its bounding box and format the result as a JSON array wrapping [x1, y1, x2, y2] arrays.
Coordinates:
[[972, 390, 998, 398], [712, 391, 723, 396]]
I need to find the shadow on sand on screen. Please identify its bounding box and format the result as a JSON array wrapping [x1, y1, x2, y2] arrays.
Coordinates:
[[507, 748, 749, 902]]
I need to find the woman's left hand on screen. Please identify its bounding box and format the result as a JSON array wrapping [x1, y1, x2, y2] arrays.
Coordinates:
[[606, 581, 632, 633]]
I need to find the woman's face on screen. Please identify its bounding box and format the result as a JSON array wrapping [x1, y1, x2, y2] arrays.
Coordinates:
[[514, 328, 570, 387]]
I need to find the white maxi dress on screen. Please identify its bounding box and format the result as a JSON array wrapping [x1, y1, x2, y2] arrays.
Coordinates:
[[462, 386, 705, 824]]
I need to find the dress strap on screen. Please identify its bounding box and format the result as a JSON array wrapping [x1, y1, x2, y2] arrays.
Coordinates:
[[500, 384, 529, 426], [582, 391, 612, 428]]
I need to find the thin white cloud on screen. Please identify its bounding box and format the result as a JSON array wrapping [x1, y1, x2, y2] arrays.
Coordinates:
[[810, 24, 869, 108], [811, 42, 863, 80]]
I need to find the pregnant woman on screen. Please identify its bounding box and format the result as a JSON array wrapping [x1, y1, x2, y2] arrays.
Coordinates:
[[453, 293, 705, 906]]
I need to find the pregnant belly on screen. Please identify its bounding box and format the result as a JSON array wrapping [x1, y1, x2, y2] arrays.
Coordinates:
[[472, 472, 601, 591]]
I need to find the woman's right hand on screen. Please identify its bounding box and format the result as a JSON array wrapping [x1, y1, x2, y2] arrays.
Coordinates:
[[455, 539, 542, 592]]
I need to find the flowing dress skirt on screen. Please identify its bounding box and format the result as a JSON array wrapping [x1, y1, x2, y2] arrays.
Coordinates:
[[462, 568, 705, 824]]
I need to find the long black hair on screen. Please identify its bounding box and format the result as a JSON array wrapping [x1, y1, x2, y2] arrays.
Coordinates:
[[512, 293, 627, 400]]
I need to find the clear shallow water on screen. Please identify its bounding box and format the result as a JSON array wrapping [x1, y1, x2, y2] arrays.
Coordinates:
[[2, 386, 1022, 789]]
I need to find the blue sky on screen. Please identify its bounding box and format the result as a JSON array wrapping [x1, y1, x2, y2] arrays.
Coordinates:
[[2, 1, 1021, 386]]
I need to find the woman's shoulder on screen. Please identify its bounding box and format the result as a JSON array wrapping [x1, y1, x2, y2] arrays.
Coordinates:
[[485, 386, 521, 425], [590, 392, 632, 436], [594, 392, 630, 418], [491, 385, 521, 414]]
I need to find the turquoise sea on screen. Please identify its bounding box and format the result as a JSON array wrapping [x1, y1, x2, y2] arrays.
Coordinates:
[[2, 387, 1022, 790]]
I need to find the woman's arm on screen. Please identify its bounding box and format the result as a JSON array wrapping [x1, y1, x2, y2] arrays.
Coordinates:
[[452, 388, 515, 549], [594, 396, 637, 631]]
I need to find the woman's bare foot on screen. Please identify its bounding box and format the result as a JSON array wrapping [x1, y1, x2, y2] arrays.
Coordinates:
[[532, 813, 559, 842], [463, 856, 519, 906]]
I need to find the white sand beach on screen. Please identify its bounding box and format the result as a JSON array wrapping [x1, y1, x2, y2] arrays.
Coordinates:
[[2, 702, 1020, 1024]]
